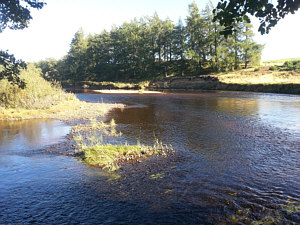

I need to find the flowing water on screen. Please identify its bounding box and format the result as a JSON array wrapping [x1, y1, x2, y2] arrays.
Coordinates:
[[1, 91, 299, 224]]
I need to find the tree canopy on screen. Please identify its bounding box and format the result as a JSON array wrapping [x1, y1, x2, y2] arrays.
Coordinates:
[[213, 0, 300, 35], [37, 2, 263, 83], [0, 0, 46, 87]]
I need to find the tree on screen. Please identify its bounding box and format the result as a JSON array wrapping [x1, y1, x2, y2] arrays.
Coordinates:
[[239, 23, 264, 68], [213, 0, 300, 36], [35, 58, 62, 82], [0, 50, 26, 88], [65, 28, 89, 81], [0, 0, 46, 87], [186, 2, 206, 73], [172, 19, 187, 76]]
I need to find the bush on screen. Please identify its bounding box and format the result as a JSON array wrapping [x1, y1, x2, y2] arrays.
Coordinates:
[[281, 60, 300, 71], [293, 61, 300, 71], [254, 67, 261, 72], [269, 65, 278, 71], [0, 64, 75, 109]]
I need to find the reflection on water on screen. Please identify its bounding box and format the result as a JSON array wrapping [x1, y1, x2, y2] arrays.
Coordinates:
[[0, 120, 70, 152], [1, 91, 300, 224]]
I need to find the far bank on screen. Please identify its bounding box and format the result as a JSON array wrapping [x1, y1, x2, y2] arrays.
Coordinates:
[[62, 66, 300, 95]]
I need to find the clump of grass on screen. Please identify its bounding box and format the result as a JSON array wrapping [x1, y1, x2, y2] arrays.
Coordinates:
[[73, 118, 173, 171]]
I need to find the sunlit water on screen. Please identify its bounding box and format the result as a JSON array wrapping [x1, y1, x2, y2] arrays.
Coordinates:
[[1, 91, 299, 224]]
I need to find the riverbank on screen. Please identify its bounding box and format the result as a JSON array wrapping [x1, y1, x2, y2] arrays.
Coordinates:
[[62, 66, 300, 95], [0, 64, 125, 121], [93, 90, 162, 94], [0, 98, 124, 121], [149, 67, 300, 94]]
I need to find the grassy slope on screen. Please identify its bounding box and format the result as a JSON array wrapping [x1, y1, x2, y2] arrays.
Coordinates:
[[146, 58, 300, 94], [215, 67, 300, 85]]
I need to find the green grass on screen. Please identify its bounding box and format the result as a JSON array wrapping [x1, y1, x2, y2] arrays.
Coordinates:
[[73, 118, 172, 171]]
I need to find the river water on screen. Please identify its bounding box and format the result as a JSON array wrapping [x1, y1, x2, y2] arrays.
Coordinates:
[[1, 91, 299, 224]]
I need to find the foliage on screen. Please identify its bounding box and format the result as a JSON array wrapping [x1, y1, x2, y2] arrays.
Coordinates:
[[0, 0, 46, 87], [36, 2, 263, 83], [0, 0, 46, 32], [281, 60, 300, 71], [35, 58, 62, 82], [73, 118, 172, 171], [213, 0, 300, 35], [0, 50, 26, 88], [269, 65, 278, 71], [0, 64, 73, 109]]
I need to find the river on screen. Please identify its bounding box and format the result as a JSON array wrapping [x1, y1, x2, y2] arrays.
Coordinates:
[[1, 91, 299, 224]]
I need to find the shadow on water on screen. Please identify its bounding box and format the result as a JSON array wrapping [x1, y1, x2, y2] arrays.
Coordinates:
[[1, 91, 300, 224]]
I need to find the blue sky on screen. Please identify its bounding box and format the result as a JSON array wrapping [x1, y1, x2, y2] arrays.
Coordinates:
[[0, 0, 299, 62]]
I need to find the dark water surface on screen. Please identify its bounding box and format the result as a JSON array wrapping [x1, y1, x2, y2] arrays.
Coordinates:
[[1, 91, 300, 224]]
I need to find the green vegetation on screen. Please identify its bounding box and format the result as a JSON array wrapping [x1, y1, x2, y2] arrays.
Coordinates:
[[267, 59, 300, 72], [36, 2, 263, 84], [0, 64, 74, 109], [263, 58, 300, 66], [0, 0, 46, 87], [282, 60, 300, 71], [0, 64, 123, 120], [73, 118, 173, 171], [213, 0, 300, 35], [229, 198, 300, 224], [150, 172, 165, 179], [269, 65, 278, 71], [62, 80, 149, 90]]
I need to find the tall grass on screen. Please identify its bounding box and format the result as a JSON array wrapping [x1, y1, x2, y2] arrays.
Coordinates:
[[0, 64, 75, 109]]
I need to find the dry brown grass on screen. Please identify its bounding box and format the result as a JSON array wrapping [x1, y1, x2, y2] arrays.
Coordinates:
[[216, 67, 300, 85]]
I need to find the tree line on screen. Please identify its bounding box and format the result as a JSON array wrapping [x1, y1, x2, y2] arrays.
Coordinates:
[[36, 2, 263, 83]]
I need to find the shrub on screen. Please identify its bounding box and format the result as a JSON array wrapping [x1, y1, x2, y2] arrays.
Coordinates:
[[269, 65, 278, 71], [0, 64, 75, 109], [281, 60, 300, 71]]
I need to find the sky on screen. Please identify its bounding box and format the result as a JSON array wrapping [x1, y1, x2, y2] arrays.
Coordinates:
[[0, 0, 299, 62]]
